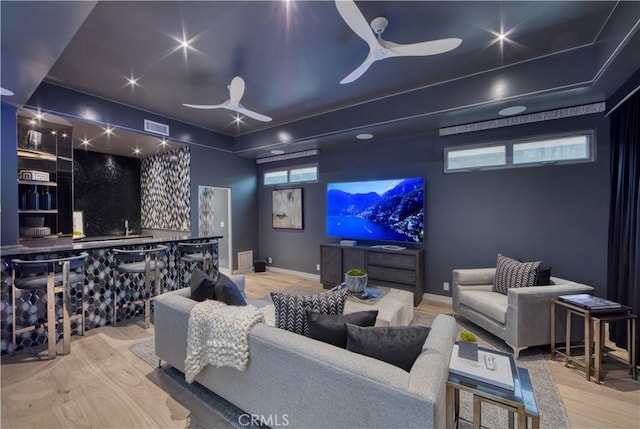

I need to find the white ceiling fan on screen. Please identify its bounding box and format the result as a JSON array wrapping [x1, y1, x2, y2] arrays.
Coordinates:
[[182, 76, 272, 122], [335, 0, 462, 84]]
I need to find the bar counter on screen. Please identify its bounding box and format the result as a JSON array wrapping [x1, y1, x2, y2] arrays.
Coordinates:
[[1, 234, 221, 354]]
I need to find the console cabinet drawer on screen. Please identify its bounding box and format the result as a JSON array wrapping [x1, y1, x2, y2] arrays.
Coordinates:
[[367, 266, 416, 285], [368, 251, 416, 269]]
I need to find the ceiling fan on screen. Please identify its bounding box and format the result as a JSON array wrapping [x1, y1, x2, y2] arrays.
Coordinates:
[[335, 0, 462, 84], [182, 76, 272, 122]]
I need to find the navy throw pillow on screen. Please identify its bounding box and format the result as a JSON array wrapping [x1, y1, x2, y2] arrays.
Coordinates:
[[214, 273, 247, 306], [345, 324, 431, 372], [189, 269, 216, 302], [306, 310, 378, 348]]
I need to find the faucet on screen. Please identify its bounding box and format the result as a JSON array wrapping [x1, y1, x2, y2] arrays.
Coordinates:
[[124, 219, 132, 236]]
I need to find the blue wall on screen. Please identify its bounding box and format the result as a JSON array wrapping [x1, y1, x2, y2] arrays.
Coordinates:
[[258, 113, 610, 297], [1, 103, 18, 245]]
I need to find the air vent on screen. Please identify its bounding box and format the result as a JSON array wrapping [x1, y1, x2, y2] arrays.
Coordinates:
[[144, 119, 170, 136]]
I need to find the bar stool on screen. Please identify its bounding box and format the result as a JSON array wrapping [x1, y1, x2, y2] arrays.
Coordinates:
[[10, 252, 89, 359], [177, 240, 217, 283], [112, 245, 167, 329]]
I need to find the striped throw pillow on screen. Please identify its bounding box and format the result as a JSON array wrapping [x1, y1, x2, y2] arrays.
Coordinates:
[[492, 254, 541, 295]]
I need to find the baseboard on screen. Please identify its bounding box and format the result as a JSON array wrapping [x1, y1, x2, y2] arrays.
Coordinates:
[[266, 266, 321, 281], [232, 267, 253, 275], [423, 292, 453, 305]]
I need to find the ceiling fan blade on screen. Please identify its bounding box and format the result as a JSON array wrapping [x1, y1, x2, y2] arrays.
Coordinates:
[[228, 76, 246, 105], [340, 55, 375, 84], [235, 104, 272, 122], [182, 100, 230, 109], [335, 0, 379, 50], [381, 38, 462, 57]]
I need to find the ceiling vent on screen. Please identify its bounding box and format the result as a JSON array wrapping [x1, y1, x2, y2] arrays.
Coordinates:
[[256, 149, 318, 164], [144, 119, 170, 136]]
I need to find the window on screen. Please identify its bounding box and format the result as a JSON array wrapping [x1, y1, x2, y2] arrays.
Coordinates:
[[513, 134, 591, 165], [264, 170, 288, 185], [445, 131, 594, 173], [263, 165, 318, 186], [446, 145, 506, 171]]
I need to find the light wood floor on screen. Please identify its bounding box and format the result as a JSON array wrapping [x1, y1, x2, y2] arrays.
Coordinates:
[[2, 270, 638, 428]]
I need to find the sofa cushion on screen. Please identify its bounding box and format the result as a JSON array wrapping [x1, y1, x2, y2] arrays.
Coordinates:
[[271, 289, 347, 336], [189, 269, 216, 302], [493, 254, 541, 294], [214, 273, 247, 306], [345, 324, 431, 372], [306, 310, 378, 348], [458, 290, 508, 324]]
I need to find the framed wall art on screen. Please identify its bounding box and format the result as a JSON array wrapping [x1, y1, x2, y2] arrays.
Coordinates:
[[272, 188, 303, 230]]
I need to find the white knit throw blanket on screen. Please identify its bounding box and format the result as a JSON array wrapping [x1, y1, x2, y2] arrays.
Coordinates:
[[184, 300, 265, 383]]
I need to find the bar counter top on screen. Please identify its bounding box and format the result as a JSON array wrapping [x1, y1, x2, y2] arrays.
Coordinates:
[[0, 234, 223, 258]]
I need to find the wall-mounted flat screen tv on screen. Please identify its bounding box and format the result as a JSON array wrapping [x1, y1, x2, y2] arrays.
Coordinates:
[[326, 177, 424, 243]]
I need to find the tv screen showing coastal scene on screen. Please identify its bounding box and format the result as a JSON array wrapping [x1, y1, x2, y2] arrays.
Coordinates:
[[326, 177, 424, 243]]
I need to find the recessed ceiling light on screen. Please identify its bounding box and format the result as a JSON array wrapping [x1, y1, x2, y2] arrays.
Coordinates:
[[0, 87, 14, 96], [127, 77, 139, 86], [104, 126, 114, 135], [356, 133, 374, 140], [498, 106, 526, 116], [278, 132, 291, 142], [50, 130, 57, 135], [160, 139, 168, 146], [271, 149, 285, 155], [180, 39, 191, 49], [81, 139, 90, 145], [34, 112, 44, 120], [134, 148, 141, 155], [61, 133, 68, 138]]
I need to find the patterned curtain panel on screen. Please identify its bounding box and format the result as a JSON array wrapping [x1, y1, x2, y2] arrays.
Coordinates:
[[141, 146, 191, 231]]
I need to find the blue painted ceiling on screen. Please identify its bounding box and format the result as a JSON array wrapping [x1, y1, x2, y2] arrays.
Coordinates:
[[1, 1, 638, 158]]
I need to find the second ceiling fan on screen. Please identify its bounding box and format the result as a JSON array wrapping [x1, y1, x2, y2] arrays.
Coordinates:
[[335, 0, 462, 84], [183, 76, 272, 122]]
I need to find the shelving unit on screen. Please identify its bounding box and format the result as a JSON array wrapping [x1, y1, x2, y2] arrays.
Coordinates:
[[16, 117, 74, 242]]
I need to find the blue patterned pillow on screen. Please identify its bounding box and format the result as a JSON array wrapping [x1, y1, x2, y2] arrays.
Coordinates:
[[492, 254, 541, 295], [271, 289, 347, 336]]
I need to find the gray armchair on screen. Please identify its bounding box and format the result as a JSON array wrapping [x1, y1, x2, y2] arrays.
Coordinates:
[[452, 268, 594, 358]]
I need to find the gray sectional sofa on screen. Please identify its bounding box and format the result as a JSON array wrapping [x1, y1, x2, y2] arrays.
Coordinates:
[[452, 268, 594, 358], [154, 276, 457, 429]]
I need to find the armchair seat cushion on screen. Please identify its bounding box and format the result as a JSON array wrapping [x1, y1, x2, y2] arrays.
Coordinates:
[[458, 289, 507, 324]]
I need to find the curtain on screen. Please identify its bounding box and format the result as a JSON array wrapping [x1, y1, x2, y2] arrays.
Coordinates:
[[607, 89, 640, 349]]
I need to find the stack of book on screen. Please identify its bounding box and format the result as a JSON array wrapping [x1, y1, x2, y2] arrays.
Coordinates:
[[558, 294, 622, 310]]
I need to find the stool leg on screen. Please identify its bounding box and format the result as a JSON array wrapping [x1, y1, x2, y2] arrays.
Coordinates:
[[12, 271, 17, 353], [81, 282, 86, 336], [62, 261, 71, 355], [113, 270, 118, 327], [47, 272, 56, 359], [144, 254, 151, 329]]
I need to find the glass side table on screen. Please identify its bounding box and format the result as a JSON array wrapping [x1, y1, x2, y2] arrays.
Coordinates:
[[446, 347, 539, 429]]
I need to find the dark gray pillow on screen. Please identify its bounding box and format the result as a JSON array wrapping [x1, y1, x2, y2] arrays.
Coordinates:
[[306, 310, 378, 348], [189, 269, 216, 302], [345, 324, 430, 372], [535, 266, 552, 285], [214, 273, 247, 306]]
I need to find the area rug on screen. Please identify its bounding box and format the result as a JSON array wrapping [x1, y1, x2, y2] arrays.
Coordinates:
[[130, 340, 262, 429], [131, 312, 570, 429]]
